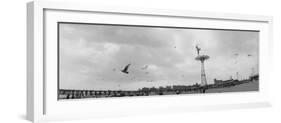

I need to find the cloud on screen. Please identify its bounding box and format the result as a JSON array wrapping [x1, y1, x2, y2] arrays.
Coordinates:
[[59, 23, 259, 90]]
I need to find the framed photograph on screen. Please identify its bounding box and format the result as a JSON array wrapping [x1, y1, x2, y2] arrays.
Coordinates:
[[27, 0, 273, 122]]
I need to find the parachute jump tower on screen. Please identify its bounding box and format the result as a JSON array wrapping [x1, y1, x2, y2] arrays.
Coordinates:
[[195, 45, 210, 86]]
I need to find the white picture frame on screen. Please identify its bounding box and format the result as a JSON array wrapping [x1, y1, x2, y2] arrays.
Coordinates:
[[27, 0, 273, 122]]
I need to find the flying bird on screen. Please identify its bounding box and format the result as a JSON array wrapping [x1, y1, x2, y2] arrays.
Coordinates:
[[121, 64, 131, 74], [248, 54, 252, 57], [234, 53, 239, 56]]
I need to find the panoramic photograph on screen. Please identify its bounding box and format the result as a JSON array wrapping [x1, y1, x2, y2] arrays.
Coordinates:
[[58, 22, 259, 100]]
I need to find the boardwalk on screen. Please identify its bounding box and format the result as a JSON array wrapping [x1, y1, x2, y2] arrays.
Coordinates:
[[58, 79, 258, 100]]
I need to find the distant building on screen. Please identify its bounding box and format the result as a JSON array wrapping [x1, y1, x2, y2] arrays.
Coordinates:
[[172, 85, 187, 90], [214, 78, 234, 85], [249, 74, 259, 81]]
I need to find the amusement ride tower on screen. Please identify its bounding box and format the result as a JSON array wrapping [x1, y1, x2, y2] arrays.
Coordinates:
[[195, 45, 210, 86]]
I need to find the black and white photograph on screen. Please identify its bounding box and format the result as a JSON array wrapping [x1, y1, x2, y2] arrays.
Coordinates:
[[58, 22, 259, 100]]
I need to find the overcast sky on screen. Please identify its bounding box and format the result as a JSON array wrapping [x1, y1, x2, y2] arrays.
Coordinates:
[[59, 23, 259, 90]]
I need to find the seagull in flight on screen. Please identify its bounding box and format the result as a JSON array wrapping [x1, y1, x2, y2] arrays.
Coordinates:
[[121, 64, 131, 74]]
